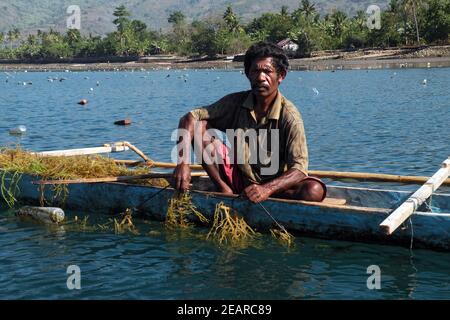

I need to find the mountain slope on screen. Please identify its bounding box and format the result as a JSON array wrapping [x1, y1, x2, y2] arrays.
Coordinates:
[[0, 0, 388, 35]]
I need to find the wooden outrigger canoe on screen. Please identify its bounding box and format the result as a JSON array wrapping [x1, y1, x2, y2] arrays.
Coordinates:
[[2, 144, 449, 251], [6, 171, 450, 251]]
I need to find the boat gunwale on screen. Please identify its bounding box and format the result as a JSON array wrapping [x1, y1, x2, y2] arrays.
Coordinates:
[[107, 181, 392, 214], [2, 170, 449, 215], [107, 181, 450, 215]]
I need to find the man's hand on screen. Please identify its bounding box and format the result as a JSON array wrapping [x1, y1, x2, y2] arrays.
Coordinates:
[[173, 163, 191, 192], [243, 184, 272, 203]]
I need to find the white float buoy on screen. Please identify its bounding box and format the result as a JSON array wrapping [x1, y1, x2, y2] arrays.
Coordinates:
[[422, 79, 427, 85], [9, 125, 27, 135], [16, 206, 65, 224]]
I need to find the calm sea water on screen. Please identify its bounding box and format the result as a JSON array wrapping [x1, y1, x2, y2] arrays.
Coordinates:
[[0, 68, 449, 299]]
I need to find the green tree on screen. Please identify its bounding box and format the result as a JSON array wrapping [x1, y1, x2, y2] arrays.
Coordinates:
[[402, 0, 424, 44], [167, 12, 192, 55], [113, 5, 131, 54], [191, 20, 218, 56], [247, 12, 294, 43], [366, 10, 403, 48], [7, 28, 20, 49], [422, 0, 450, 43], [168, 11, 185, 26], [300, 0, 316, 18], [342, 10, 369, 49], [223, 5, 241, 33], [280, 5, 289, 18], [330, 10, 348, 46], [113, 5, 131, 32], [16, 34, 42, 60], [38, 29, 71, 59], [130, 20, 148, 41], [65, 29, 81, 46]]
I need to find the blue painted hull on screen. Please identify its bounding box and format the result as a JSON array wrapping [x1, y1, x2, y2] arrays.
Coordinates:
[[6, 173, 450, 251]]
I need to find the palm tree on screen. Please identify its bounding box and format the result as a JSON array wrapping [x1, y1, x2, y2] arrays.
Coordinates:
[[280, 5, 289, 18], [402, 0, 423, 44], [330, 10, 348, 42], [26, 34, 38, 45], [7, 28, 20, 49], [0, 32, 4, 47], [354, 10, 367, 31], [389, 0, 401, 13], [293, 0, 317, 27], [300, 0, 316, 18], [66, 29, 81, 44]]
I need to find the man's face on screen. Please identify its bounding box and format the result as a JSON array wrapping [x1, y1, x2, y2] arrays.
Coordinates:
[[247, 57, 286, 98]]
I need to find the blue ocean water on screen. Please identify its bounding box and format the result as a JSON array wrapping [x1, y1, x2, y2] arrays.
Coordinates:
[[0, 68, 449, 299]]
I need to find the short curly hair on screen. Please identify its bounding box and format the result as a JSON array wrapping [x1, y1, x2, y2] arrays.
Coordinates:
[[244, 41, 289, 76]]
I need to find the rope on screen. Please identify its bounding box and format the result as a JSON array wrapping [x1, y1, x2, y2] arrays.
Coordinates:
[[422, 194, 433, 212], [408, 217, 418, 273], [135, 184, 171, 211], [232, 194, 288, 233], [409, 217, 414, 251], [257, 202, 288, 233]]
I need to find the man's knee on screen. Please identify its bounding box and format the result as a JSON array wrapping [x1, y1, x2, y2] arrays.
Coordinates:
[[274, 179, 326, 202], [298, 180, 326, 202]]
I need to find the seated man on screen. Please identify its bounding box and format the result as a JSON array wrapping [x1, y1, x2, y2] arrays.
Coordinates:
[[173, 41, 326, 203]]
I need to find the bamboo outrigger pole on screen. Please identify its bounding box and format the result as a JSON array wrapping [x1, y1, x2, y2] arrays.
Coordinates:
[[113, 159, 450, 185], [32, 172, 208, 185], [32, 142, 130, 157], [379, 158, 450, 235]]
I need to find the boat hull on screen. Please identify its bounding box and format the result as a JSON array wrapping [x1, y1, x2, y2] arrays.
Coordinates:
[[5, 173, 450, 251]]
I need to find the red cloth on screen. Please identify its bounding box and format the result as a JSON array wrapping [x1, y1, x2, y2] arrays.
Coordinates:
[[217, 142, 327, 200], [218, 143, 245, 194]]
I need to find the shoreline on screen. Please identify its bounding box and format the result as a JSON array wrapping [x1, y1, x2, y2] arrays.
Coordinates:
[[1, 56, 450, 72]]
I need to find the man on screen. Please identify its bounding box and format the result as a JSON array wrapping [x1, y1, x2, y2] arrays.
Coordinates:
[[173, 42, 326, 203]]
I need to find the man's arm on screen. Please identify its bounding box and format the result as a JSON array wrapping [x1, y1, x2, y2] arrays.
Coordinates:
[[172, 93, 242, 192], [243, 168, 306, 203], [173, 112, 196, 192]]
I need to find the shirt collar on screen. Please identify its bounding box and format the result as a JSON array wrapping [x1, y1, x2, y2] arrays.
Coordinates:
[[242, 90, 283, 120]]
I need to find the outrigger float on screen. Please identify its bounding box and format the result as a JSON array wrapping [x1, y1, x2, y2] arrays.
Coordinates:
[[1, 142, 449, 251]]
